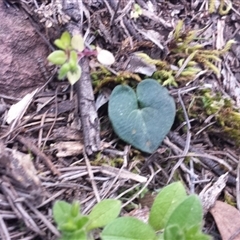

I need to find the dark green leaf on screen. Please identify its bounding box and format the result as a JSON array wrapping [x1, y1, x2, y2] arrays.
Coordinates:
[[101, 217, 157, 240], [149, 182, 187, 231], [87, 199, 121, 230], [108, 79, 176, 153]]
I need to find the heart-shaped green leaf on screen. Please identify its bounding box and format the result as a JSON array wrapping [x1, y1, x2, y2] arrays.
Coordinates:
[[108, 79, 175, 153]]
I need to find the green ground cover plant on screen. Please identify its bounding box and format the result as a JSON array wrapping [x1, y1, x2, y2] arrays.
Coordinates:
[[53, 182, 210, 240], [47, 32, 176, 153]]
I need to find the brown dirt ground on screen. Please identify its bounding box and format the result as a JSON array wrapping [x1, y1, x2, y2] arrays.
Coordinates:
[[1, 0, 240, 239]]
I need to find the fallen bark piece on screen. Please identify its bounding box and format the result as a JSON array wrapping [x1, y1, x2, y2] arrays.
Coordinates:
[[51, 126, 83, 141], [199, 172, 228, 214], [64, 1, 101, 155], [101, 165, 147, 183], [16, 135, 60, 176], [52, 141, 84, 157], [76, 57, 101, 155]]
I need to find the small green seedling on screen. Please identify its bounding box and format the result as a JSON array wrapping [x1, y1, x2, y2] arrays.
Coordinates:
[[53, 199, 121, 240], [48, 32, 115, 85], [53, 182, 211, 240], [130, 3, 143, 20]]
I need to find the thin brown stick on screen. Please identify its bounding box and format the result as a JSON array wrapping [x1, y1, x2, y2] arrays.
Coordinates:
[[76, 57, 101, 155], [16, 135, 60, 176], [83, 149, 100, 203], [25, 201, 60, 237]]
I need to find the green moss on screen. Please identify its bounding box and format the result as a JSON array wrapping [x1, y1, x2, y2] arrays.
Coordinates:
[[91, 153, 124, 167], [91, 20, 234, 90], [189, 89, 240, 146], [209, 0, 232, 15]]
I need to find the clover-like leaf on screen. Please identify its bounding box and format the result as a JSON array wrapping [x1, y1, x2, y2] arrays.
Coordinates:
[[108, 79, 176, 153], [71, 34, 85, 52], [47, 50, 68, 65], [67, 65, 82, 85], [54, 31, 71, 50]]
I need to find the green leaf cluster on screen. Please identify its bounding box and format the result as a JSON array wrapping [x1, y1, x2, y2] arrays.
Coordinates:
[[130, 3, 143, 20], [53, 201, 88, 239], [189, 89, 240, 146], [53, 199, 121, 240], [148, 182, 210, 240], [47, 32, 84, 85], [47, 32, 115, 85], [53, 182, 211, 240]]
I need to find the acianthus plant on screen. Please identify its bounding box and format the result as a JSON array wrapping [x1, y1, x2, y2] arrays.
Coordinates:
[[47, 31, 115, 85], [53, 182, 211, 240], [108, 79, 176, 153]]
